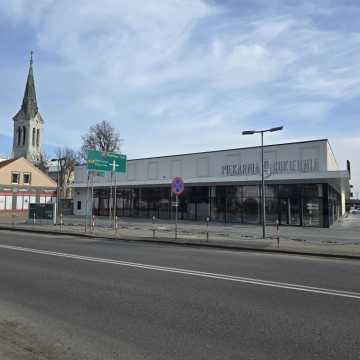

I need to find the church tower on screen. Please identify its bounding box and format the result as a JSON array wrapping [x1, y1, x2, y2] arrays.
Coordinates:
[[12, 52, 44, 163]]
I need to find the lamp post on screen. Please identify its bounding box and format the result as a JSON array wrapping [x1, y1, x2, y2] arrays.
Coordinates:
[[51, 157, 65, 225], [242, 126, 283, 239]]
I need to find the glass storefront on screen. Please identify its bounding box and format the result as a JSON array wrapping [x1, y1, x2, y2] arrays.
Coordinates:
[[91, 183, 341, 227]]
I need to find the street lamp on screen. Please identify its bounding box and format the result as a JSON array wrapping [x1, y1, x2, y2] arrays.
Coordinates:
[[51, 157, 65, 225], [242, 126, 284, 239]]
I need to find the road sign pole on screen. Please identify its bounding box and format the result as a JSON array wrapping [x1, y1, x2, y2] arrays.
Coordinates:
[[175, 194, 178, 240], [85, 172, 90, 233], [86, 151, 126, 229], [113, 171, 117, 229], [55, 158, 60, 226], [109, 170, 113, 220], [261, 131, 266, 239], [91, 172, 94, 224], [171, 177, 184, 241]]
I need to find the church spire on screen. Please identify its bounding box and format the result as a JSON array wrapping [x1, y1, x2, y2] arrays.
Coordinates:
[[12, 52, 44, 163], [21, 51, 38, 118]]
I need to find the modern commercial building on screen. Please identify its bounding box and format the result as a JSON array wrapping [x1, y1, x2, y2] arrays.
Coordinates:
[[72, 139, 350, 227], [0, 157, 56, 212]]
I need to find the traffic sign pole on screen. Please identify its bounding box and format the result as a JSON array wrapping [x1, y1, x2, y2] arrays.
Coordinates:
[[113, 170, 117, 230], [109, 171, 112, 220], [86, 150, 126, 229], [91, 171, 94, 226], [175, 195, 178, 240], [85, 172, 90, 233], [171, 177, 184, 241]]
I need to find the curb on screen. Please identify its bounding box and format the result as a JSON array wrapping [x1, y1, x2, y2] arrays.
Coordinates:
[[1, 225, 360, 261]]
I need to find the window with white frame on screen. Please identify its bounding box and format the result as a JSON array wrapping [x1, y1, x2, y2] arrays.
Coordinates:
[[11, 172, 20, 184], [23, 172, 31, 185]]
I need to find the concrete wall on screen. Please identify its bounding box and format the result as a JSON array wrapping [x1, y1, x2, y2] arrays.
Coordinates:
[[73, 188, 89, 216], [341, 188, 346, 215], [74, 139, 330, 188]]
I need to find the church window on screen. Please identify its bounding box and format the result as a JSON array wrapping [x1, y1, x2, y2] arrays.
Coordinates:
[[36, 129, 40, 147], [17, 127, 21, 146], [22, 126, 26, 146], [32, 128, 36, 146]]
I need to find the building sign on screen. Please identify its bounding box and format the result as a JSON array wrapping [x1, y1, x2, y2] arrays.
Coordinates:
[[222, 159, 320, 177]]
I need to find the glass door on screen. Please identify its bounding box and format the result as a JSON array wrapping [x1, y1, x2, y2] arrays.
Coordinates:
[[279, 198, 288, 225], [279, 198, 300, 225], [289, 198, 300, 225]]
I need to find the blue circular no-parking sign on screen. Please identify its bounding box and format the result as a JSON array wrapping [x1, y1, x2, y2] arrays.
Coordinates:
[[171, 177, 185, 196]]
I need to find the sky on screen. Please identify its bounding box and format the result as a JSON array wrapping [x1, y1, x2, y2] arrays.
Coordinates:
[[0, 0, 359, 195]]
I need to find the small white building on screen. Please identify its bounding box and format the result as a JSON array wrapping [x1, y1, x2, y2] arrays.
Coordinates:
[[72, 139, 350, 227]]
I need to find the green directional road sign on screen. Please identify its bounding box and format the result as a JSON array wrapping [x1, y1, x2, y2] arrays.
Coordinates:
[[106, 151, 127, 173], [87, 150, 127, 173]]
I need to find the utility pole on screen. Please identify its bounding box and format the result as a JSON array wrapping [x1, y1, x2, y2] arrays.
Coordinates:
[[51, 157, 65, 225], [242, 126, 284, 239]]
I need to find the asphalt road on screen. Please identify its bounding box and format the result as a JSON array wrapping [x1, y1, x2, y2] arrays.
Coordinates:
[[0, 230, 359, 359]]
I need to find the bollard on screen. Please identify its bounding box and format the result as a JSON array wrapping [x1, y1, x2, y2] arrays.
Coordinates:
[[60, 213, 63, 232], [92, 215, 95, 232], [206, 217, 210, 242], [152, 216, 156, 240], [12, 213, 15, 227], [115, 216, 118, 234], [276, 220, 280, 248], [33, 212, 36, 225]]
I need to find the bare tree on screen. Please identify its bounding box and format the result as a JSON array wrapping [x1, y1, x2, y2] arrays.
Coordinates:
[[56, 148, 77, 198], [36, 152, 49, 174], [80, 120, 121, 159]]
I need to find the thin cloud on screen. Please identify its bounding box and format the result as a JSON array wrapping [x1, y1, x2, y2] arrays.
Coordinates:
[[0, 0, 360, 192]]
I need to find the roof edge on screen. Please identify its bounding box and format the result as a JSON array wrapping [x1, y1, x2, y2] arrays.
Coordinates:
[[128, 138, 329, 162]]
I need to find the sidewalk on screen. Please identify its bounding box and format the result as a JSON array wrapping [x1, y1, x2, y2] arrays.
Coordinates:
[[60, 214, 360, 245], [1, 214, 360, 259]]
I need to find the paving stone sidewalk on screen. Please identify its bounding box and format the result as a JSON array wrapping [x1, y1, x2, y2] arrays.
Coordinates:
[[1, 213, 360, 258]]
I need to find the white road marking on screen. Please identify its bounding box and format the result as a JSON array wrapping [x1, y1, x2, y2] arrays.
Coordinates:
[[0, 243, 359, 300]]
